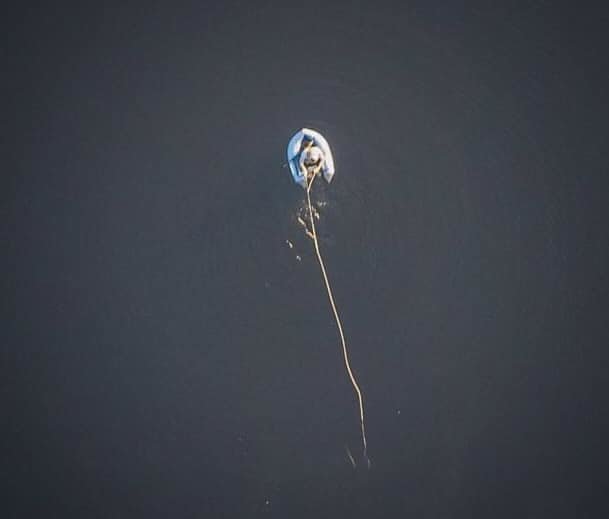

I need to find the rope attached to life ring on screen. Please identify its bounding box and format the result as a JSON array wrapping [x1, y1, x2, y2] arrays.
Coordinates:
[[305, 170, 370, 468]]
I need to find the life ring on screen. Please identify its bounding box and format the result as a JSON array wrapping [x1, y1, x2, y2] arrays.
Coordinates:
[[286, 128, 335, 189]]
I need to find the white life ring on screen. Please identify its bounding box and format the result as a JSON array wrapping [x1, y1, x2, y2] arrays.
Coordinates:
[[286, 128, 335, 189]]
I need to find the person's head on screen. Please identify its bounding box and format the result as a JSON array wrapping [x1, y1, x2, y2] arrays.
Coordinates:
[[301, 135, 314, 150]]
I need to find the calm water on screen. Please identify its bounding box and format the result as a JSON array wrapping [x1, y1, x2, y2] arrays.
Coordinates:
[[7, 3, 609, 517]]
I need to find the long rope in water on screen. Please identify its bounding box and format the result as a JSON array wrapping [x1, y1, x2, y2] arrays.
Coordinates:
[[305, 171, 370, 467]]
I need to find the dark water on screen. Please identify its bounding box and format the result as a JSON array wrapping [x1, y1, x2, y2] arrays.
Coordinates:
[[6, 3, 609, 517]]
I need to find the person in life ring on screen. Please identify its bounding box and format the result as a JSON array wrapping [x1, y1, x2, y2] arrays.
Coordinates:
[[298, 136, 325, 183]]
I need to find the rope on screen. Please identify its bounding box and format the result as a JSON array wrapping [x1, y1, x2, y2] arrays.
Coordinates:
[[305, 171, 369, 467]]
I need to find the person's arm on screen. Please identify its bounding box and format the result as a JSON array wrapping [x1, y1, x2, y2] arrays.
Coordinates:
[[298, 150, 307, 177], [313, 153, 325, 174]]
